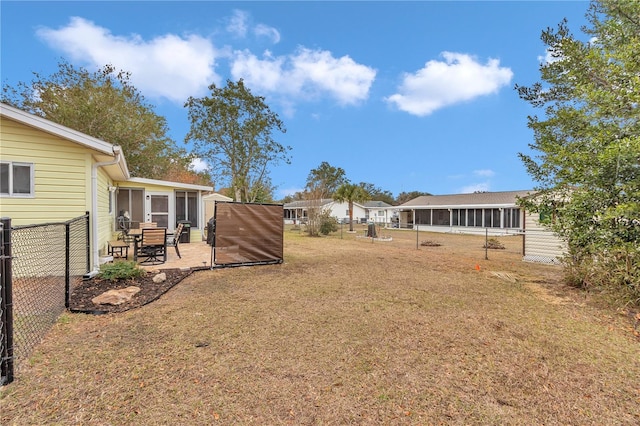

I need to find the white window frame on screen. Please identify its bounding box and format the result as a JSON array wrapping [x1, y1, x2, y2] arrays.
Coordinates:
[[0, 161, 35, 198]]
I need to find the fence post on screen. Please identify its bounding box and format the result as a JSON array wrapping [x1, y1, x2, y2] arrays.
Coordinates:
[[85, 211, 91, 273], [1, 217, 14, 385], [65, 222, 71, 309], [485, 228, 489, 260]]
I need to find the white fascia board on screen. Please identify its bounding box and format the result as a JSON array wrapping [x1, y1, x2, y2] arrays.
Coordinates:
[[127, 177, 213, 191], [408, 203, 520, 209]]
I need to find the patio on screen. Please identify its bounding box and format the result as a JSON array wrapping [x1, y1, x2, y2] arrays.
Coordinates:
[[137, 240, 212, 271]]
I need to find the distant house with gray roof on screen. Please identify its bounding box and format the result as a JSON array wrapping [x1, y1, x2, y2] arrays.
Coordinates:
[[362, 200, 393, 224], [395, 190, 532, 234], [395, 190, 565, 263]]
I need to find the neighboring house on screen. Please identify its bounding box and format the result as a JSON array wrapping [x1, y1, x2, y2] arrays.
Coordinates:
[[283, 199, 367, 224], [522, 210, 566, 264], [363, 201, 393, 225], [397, 189, 566, 263], [396, 190, 532, 236], [0, 103, 213, 275]]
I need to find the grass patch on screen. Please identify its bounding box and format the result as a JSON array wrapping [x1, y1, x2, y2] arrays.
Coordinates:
[[2, 228, 639, 424]]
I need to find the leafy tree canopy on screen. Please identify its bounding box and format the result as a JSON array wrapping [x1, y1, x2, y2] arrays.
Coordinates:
[[516, 0, 640, 301], [305, 161, 347, 199], [396, 191, 432, 205], [357, 182, 395, 205], [185, 79, 290, 202], [2, 60, 206, 183]]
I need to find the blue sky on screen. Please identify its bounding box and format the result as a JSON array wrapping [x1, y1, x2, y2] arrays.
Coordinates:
[[1, 1, 591, 199]]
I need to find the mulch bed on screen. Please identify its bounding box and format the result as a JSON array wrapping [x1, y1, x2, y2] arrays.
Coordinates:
[[68, 268, 193, 314]]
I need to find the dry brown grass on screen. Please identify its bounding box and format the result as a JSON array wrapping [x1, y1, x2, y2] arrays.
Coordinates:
[[2, 226, 639, 425]]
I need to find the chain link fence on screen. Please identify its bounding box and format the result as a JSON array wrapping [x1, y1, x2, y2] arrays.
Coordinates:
[[1, 220, 12, 386], [294, 222, 565, 265], [0, 213, 89, 385]]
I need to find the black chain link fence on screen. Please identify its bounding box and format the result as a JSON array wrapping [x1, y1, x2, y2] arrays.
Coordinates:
[[1, 220, 12, 386], [0, 213, 89, 385]]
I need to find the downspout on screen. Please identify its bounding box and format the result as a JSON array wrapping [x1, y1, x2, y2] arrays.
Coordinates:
[[84, 145, 122, 279]]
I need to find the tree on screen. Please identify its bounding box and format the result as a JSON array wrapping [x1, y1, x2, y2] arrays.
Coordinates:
[[516, 0, 640, 302], [279, 191, 305, 204], [2, 60, 196, 181], [303, 162, 347, 236], [333, 182, 370, 232], [396, 191, 432, 205], [163, 164, 213, 186], [358, 182, 395, 205], [305, 161, 347, 200], [185, 79, 290, 202]]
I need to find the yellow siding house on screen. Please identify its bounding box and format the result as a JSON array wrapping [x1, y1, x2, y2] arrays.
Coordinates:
[[1, 103, 212, 275]]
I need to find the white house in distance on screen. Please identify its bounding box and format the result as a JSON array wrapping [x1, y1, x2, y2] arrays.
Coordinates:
[[363, 200, 393, 224], [283, 199, 367, 224]]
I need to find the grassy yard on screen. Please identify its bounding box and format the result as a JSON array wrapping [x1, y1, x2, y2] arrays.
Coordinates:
[[1, 227, 639, 424]]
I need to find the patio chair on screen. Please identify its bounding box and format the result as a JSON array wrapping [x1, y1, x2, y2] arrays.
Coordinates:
[[135, 227, 167, 265], [117, 214, 135, 244], [166, 222, 184, 259]]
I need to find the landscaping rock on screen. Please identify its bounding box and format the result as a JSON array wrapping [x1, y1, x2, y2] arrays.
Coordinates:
[[153, 272, 167, 283], [92, 286, 141, 306]]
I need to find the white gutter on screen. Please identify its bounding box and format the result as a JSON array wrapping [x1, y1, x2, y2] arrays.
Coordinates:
[[84, 145, 122, 279]]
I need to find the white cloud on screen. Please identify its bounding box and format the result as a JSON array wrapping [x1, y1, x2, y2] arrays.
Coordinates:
[[460, 182, 491, 193], [278, 187, 304, 198], [190, 158, 209, 172], [473, 169, 495, 177], [35, 13, 373, 110], [230, 47, 376, 106], [227, 10, 249, 38], [385, 52, 513, 116], [537, 47, 564, 65], [254, 24, 281, 44], [36, 17, 220, 103], [227, 10, 280, 44]]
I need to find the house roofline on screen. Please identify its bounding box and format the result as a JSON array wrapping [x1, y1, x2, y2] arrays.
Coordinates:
[[2, 103, 115, 155], [126, 177, 213, 191], [1, 103, 130, 180]]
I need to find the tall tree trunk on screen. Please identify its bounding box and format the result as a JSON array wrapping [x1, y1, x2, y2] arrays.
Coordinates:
[[349, 201, 354, 232]]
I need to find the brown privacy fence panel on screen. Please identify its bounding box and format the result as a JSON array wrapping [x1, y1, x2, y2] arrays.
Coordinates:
[[211, 202, 283, 267]]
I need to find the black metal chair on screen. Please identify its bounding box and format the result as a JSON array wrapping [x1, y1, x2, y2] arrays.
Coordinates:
[[117, 215, 135, 244]]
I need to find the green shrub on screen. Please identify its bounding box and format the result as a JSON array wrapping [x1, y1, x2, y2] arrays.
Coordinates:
[[565, 244, 640, 307], [319, 212, 338, 235], [99, 260, 146, 281]]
